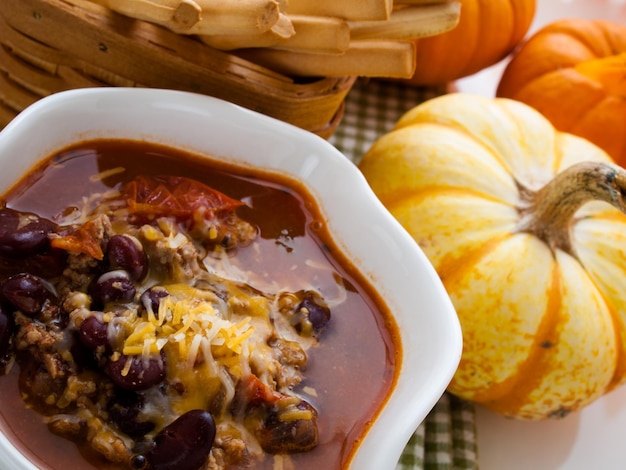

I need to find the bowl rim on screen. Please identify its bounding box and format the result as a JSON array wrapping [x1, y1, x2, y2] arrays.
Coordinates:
[[0, 88, 462, 470]]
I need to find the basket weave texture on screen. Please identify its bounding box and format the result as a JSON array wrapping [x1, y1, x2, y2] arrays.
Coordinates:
[[0, 0, 356, 138]]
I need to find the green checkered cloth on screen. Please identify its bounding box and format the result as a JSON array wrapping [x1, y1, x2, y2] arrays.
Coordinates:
[[328, 79, 479, 470], [328, 78, 447, 165]]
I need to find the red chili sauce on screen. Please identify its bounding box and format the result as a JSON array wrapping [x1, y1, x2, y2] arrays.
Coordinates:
[[0, 140, 400, 470]]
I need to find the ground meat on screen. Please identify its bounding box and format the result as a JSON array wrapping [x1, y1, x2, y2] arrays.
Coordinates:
[[271, 337, 307, 368], [268, 337, 307, 390], [14, 312, 63, 352], [205, 435, 250, 469], [56, 374, 98, 408], [189, 212, 257, 251], [87, 214, 115, 241], [18, 360, 67, 412], [61, 253, 100, 291], [41, 352, 66, 380], [48, 414, 87, 441], [139, 223, 204, 282], [88, 422, 132, 465], [49, 386, 132, 465], [13, 311, 101, 412]]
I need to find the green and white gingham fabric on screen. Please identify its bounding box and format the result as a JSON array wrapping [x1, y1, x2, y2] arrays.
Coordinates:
[[328, 78, 446, 165], [328, 79, 479, 470]]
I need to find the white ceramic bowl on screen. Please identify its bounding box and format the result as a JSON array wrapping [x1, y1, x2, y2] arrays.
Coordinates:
[[0, 88, 462, 470]]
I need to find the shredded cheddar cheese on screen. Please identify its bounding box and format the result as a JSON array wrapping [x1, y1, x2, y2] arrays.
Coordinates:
[[117, 282, 268, 415], [122, 285, 256, 369]]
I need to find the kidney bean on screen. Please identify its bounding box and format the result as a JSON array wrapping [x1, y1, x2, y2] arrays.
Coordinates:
[[0, 306, 12, 358], [140, 287, 169, 315], [0, 247, 67, 280], [78, 314, 110, 350], [70, 333, 100, 371], [0, 208, 56, 257], [1, 273, 56, 315], [145, 410, 216, 470], [89, 270, 136, 306], [295, 293, 331, 336], [108, 389, 155, 438], [107, 235, 148, 281], [105, 353, 165, 391]]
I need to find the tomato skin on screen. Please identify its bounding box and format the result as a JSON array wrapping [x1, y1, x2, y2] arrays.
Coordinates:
[[51, 218, 106, 259], [123, 175, 243, 221]]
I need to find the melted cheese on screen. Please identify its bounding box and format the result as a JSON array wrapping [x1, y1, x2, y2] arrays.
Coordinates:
[[120, 283, 269, 414], [123, 285, 255, 364]]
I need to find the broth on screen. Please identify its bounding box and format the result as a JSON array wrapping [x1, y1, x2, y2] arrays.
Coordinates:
[[0, 140, 400, 470]]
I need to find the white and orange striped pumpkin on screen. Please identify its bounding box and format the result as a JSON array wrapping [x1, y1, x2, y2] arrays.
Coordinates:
[[358, 93, 626, 419]]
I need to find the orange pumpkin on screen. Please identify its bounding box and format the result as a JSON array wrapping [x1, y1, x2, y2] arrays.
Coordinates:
[[497, 18, 626, 166], [402, 0, 536, 86]]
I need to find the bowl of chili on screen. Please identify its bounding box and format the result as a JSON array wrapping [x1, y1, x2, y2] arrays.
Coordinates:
[[0, 88, 462, 470]]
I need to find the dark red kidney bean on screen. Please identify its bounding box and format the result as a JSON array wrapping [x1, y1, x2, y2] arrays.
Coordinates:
[[296, 294, 331, 336], [70, 332, 100, 371], [108, 389, 155, 438], [0, 208, 56, 257], [0, 306, 12, 358], [140, 287, 169, 315], [0, 247, 67, 280], [78, 314, 110, 350], [107, 235, 148, 281], [89, 271, 136, 306], [145, 410, 216, 470], [105, 354, 165, 391], [22, 249, 68, 279], [1, 273, 56, 315]]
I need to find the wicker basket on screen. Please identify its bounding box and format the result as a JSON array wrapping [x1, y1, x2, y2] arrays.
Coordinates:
[[0, 0, 356, 138]]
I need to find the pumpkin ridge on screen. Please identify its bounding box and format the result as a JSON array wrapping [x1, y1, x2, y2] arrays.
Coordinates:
[[495, 97, 564, 180], [469, 259, 564, 417], [573, 229, 626, 389], [600, 22, 626, 56], [574, 52, 626, 97], [437, 232, 512, 291], [565, 29, 603, 57], [569, 94, 615, 135], [463, 0, 513, 78], [511, 70, 605, 132], [589, 280, 626, 391], [400, 122, 518, 180], [569, 96, 626, 164], [587, 20, 626, 56], [382, 186, 514, 212], [507, 0, 537, 52], [546, 19, 613, 57], [496, 33, 587, 96]]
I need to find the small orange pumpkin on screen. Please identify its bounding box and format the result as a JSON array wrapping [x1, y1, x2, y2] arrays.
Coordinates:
[[497, 18, 626, 166], [402, 0, 536, 86]]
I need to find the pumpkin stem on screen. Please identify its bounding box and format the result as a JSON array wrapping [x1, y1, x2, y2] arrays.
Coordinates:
[[517, 161, 626, 256]]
